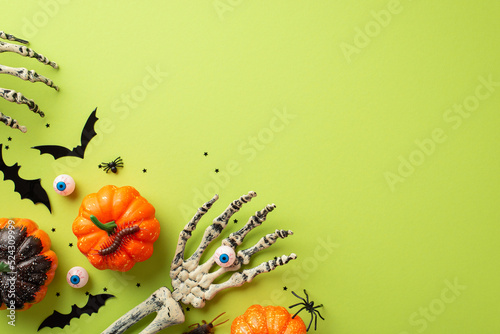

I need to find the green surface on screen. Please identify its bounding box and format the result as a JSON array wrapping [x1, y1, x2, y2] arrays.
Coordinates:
[[1, 1, 499, 333]]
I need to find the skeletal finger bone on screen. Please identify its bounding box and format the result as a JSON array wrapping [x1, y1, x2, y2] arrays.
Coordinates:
[[171, 191, 257, 280], [0, 88, 43, 117], [187, 191, 256, 264], [0, 41, 58, 68], [202, 253, 297, 303], [0, 64, 58, 90], [223, 203, 277, 249], [0, 111, 26, 132], [237, 229, 294, 265], [0, 31, 28, 44], [171, 194, 219, 272]]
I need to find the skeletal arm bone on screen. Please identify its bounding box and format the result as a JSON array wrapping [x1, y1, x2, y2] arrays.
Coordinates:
[[101, 287, 184, 334]]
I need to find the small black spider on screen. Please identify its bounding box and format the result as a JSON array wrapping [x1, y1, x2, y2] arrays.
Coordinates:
[[99, 157, 124, 173], [289, 289, 324, 331]]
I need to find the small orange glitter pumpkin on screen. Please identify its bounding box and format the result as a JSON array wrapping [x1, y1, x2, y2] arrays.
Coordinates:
[[231, 304, 307, 334]]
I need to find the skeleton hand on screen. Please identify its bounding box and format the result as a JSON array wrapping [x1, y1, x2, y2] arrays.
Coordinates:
[[0, 31, 58, 133], [102, 192, 296, 334], [170, 191, 296, 308]]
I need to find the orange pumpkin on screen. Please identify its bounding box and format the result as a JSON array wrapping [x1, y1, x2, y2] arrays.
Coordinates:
[[231, 305, 307, 334], [0, 218, 58, 311], [72, 185, 160, 271]]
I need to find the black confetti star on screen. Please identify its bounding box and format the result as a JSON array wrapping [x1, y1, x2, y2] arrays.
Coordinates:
[[51, 228, 56, 232], [186, 307, 191, 312], [136, 283, 141, 287], [103, 287, 108, 292], [215, 168, 219, 173], [56, 292, 60, 297], [85, 291, 90, 296], [233, 219, 238, 224], [204, 152, 208, 156], [283, 286, 288, 291], [45, 123, 50, 128], [7, 137, 12, 141], [4, 145, 9, 150], [68, 243, 73, 247], [142, 168, 147, 173]]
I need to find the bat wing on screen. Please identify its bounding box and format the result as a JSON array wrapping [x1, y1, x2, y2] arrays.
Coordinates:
[[83, 293, 115, 314], [37, 309, 76, 331], [30, 145, 75, 159], [76, 107, 98, 158], [37, 293, 115, 331], [0, 144, 51, 212], [32, 108, 99, 160]]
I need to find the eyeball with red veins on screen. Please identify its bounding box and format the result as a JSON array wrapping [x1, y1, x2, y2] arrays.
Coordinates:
[[53, 174, 75, 196], [214, 245, 236, 267], [67, 266, 89, 288]]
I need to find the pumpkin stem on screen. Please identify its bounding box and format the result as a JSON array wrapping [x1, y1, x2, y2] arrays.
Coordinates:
[[90, 215, 117, 235], [0, 261, 11, 273]]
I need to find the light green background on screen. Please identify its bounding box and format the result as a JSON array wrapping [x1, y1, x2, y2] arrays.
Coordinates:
[[1, 1, 499, 333]]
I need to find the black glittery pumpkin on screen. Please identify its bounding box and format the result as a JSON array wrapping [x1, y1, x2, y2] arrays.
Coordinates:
[[0, 218, 57, 311]]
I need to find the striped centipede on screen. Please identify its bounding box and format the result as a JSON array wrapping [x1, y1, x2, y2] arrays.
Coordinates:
[[97, 224, 141, 256]]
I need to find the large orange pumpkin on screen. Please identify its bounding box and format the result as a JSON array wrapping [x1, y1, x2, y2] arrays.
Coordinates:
[[72, 185, 160, 271], [231, 305, 307, 334], [0, 218, 58, 311]]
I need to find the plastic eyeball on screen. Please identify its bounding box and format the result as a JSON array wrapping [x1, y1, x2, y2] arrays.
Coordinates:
[[53, 174, 75, 196], [67, 266, 89, 288], [213, 245, 236, 267]]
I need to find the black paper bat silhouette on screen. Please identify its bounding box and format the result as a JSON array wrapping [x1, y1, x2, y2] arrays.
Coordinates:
[[38, 293, 115, 331], [32, 108, 99, 159], [0, 144, 51, 212]]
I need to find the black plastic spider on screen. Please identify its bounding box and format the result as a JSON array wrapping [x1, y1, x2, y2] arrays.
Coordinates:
[[98, 156, 123, 173], [289, 289, 324, 331]]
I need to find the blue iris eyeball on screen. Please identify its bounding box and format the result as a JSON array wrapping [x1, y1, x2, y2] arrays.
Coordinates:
[[213, 245, 236, 267], [53, 174, 75, 196], [66, 266, 89, 288]]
